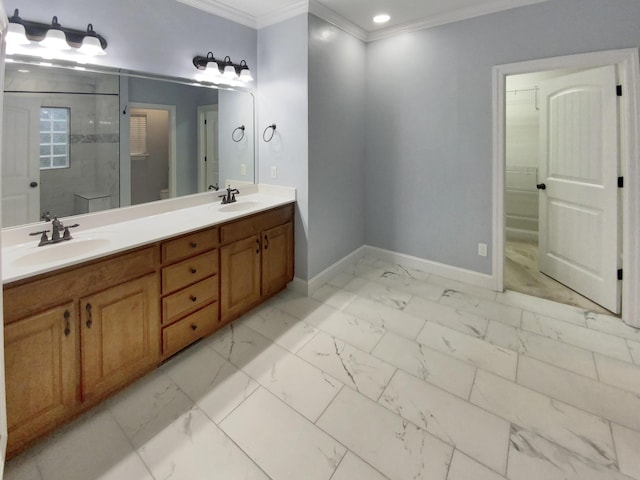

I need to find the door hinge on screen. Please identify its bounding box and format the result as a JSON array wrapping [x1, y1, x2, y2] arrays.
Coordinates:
[[204, 156, 207, 162], [617, 85, 623, 97], [618, 177, 624, 188], [204, 119, 207, 125], [618, 269, 623, 281]]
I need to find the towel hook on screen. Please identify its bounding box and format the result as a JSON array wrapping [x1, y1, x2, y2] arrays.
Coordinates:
[[263, 123, 276, 143], [232, 125, 245, 142]]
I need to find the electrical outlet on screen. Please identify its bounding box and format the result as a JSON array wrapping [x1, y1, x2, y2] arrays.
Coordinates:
[[240, 163, 246, 175], [477, 243, 488, 257], [271, 166, 277, 179]]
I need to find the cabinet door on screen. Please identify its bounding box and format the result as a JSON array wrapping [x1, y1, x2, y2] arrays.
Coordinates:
[[80, 274, 159, 401], [220, 234, 261, 322], [262, 222, 294, 297], [5, 303, 78, 454]]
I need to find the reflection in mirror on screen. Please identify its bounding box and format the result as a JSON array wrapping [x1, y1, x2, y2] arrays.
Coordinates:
[[1, 60, 255, 228]]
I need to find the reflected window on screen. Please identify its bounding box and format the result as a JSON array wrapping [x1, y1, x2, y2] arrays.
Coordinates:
[[40, 107, 70, 169], [130, 113, 148, 156]]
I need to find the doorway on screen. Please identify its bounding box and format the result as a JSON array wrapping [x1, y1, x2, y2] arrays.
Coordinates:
[[197, 104, 219, 193], [492, 49, 640, 327], [504, 68, 618, 315], [128, 102, 177, 204]]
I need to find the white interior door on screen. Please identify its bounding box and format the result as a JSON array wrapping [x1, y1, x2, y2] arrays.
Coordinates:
[[2, 95, 41, 227], [205, 108, 219, 190], [197, 105, 218, 192], [538, 65, 620, 313]]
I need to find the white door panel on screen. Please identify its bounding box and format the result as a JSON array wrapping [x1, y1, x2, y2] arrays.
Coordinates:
[[2, 95, 41, 227], [539, 65, 620, 313]]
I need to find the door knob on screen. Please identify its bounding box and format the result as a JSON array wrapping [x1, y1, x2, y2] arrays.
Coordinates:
[[29, 181, 38, 188], [536, 183, 546, 190]]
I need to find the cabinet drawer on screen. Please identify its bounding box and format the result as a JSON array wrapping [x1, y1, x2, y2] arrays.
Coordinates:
[[219, 204, 294, 244], [162, 275, 218, 325], [161, 228, 218, 264], [161, 250, 218, 294], [162, 303, 220, 358]]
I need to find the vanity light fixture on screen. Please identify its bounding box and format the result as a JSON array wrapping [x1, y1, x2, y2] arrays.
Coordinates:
[[193, 52, 253, 84], [6, 9, 107, 58]]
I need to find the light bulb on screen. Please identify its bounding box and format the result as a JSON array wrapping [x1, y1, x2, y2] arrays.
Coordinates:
[[78, 36, 105, 56], [223, 64, 237, 79], [41, 29, 70, 51], [239, 68, 253, 82], [6, 22, 30, 46]]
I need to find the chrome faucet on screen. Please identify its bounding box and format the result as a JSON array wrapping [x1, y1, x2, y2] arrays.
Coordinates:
[[219, 186, 239, 204], [29, 216, 80, 246]]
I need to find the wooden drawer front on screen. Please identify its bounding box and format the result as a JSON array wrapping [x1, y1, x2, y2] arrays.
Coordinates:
[[4, 246, 157, 325], [219, 204, 294, 245], [161, 250, 218, 294], [162, 275, 218, 325], [161, 228, 218, 264], [162, 303, 219, 357]]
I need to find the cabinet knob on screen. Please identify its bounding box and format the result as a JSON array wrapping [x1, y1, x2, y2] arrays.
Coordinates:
[[190, 242, 197, 248], [256, 238, 260, 254], [190, 295, 198, 302], [191, 324, 198, 331], [264, 234, 269, 250], [190, 267, 197, 274]]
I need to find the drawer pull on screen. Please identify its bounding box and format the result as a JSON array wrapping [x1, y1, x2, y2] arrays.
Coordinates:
[[256, 238, 260, 254], [190, 267, 197, 274], [190, 295, 198, 302], [63, 310, 71, 337], [190, 242, 198, 248], [85, 303, 93, 328], [191, 324, 198, 331]]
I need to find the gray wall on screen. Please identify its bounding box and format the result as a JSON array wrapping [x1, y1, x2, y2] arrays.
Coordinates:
[[308, 15, 366, 278], [257, 15, 309, 279], [218, 90, 255, 186], [8, 0, 257, 81], [365, 0, 640, 275]]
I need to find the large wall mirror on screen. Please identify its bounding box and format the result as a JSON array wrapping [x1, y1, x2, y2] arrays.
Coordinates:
[[1, 59, 255, 228]]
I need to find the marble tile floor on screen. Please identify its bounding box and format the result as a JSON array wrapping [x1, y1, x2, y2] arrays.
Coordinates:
[[6, 255, 640, 480], [505, 238, 614, 316]]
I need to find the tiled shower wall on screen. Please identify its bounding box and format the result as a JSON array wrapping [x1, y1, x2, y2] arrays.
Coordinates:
[[40, 93, 120, 217]]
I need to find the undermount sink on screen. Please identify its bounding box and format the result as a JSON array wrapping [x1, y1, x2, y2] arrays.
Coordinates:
[[11, 238, 113, 267], [218, 201, 262, 213]]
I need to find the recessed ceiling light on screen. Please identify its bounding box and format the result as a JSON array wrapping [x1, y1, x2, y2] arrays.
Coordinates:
[[373, 14, 390, 24]]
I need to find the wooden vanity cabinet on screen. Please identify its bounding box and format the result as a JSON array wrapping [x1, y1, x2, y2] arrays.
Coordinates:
[[219, 204, 294, 323], [80, 274, 159, 401], [160, 227, 220, 358], [4, 302, 78, 455], [3, 203, 295, 457], [3, 246, 159, 457]]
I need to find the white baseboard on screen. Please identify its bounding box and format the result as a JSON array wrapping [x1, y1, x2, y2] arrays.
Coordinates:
[[290, 246, 368, 296], [289, 244, 496, 296], [363, 245, 496, 290]]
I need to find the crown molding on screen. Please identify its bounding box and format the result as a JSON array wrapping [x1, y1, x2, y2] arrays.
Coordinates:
[[257, 0, 309, 29], [368, 0, 550, 42], [176, 0, 257, 28], [176, 0, 550, 42], [307, 0, 367, 42]]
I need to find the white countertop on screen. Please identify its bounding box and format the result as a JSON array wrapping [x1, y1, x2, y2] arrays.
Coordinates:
[[2, 184, 296, 284]]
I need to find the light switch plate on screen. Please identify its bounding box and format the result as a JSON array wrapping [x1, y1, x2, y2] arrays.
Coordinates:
[[240, 163, 246, 175], [478, 243, 488, 257]]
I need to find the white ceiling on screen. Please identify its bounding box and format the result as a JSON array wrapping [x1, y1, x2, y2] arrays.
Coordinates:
[[176, 0, 550, 41]]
